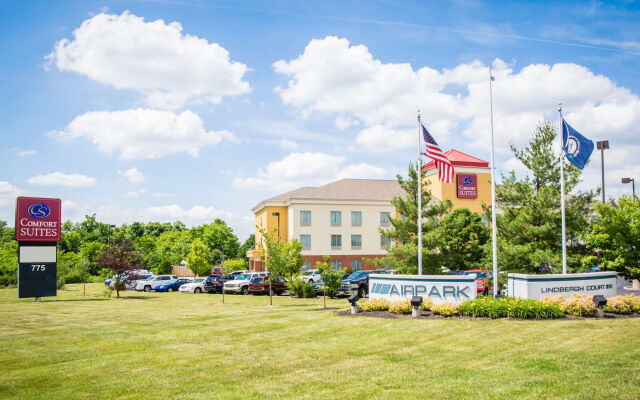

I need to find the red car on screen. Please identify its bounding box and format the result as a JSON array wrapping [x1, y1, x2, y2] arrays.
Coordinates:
[[248, 276, 287, 295], [463, 269, 493, 296], [211, 266, 224, 275]]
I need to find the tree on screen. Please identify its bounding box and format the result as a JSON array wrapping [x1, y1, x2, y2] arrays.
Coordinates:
[[257, 227, 304, 304], [222, 259, 248, 272], [238, 234, 255, 260], [438, 208, 490, 270], [489, 122, 597, 273], [186, 239, 211, 278], [582, 197, 640, 281], [98, 240, 142, 298], [376, 161, 452, 274], [316, 255, 344, 306]]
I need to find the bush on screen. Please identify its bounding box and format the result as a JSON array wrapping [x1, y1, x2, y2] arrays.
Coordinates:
[[301, 282, 316, 298], [360, 298, 390, 311], [622, 294, 640, 313], [420, 297, 434, 311], [562, 294, 597, 317], [507, 298, 563, 319], [540, 295, 565, 307], [430, 303, 459, 317], [286, 275, 316, 298], [458, 297, 509, 318], [603, 296, 633, 314], [457, 297, 563, 319], [388, 300, 412, 314]]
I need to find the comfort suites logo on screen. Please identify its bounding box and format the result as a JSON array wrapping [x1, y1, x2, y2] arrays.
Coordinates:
[[27, 203, 51, 219], [457, 173, 478, 199]]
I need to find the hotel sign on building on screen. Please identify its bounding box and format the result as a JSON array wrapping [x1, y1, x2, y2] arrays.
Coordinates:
[[456, 174, 478, 199]]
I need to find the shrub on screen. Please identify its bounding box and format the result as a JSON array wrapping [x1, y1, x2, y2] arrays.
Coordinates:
[[457, 297, 563, 319], [562, 294, 597, 317], [507, 298, 563, 319], [430, 303, 459, 317], [603, 295, 634, 314], [623, 294, 640, 313], [360, 298, 390, 311], [540, 295, 565, 307], [458, 297, 509, 319], [388, 300, 412, 314], [420, 297, 434, 311], [301, 282, 317, 298]]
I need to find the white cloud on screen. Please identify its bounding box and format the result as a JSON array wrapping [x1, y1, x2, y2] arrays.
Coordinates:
[[17, 149, 37, 156], [123, 189, 146, 198], [27, 172, 96, 187], [232, 152, 387, 191], [47, 11, 250, 109], [118, 167, 145, 183], [141, 204, 236, 226], [152, 192, 173, 197], [51, 109, 237, 159], [274, 37, 640, 158], [279, 138, 298, 150], [0, 181, 26, 209], [353, 125, 414, 152]]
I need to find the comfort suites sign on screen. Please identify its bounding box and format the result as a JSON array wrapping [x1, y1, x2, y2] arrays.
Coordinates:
[[369, 274, 477, 305], [456, 174, 477, 199], [15, 197, 61, 242]]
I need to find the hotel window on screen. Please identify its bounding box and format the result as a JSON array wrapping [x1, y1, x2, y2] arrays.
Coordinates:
[[300, 210, 311, 226], [300, 234, 311, 250], [331, 211, 341, 226], [331, 260, 343, 270], [351, 234, 362, 249], [331, 234, 342, 249], [351, 211, 362, 226], [301, 260, 312, 271], [351, 259, 362, 272], [380, 235, 391, 249], [380, 212, 391, 226]]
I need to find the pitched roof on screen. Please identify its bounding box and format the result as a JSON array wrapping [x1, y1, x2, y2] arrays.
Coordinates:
[[424, 149, 489, 169], [253, 179, 406, 211]]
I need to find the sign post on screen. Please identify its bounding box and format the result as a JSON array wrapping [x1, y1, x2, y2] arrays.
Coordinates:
[[15, 197, 62, 299]]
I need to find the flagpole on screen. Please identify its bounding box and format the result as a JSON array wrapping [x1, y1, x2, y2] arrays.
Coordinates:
[[489, 66, 498, 296], [558, 103, 567, 275], [417, 109, 423, 275]]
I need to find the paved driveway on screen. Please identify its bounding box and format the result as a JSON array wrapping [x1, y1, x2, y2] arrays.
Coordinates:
[[617, 276, 640, 296]]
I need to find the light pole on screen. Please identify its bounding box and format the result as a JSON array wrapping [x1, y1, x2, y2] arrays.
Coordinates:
[[597, 140, 609, 203], [270, 212, 280, 305], [622, 177, 636, 201]]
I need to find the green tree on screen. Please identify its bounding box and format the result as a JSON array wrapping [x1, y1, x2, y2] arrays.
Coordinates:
[[238, 234, 255, 260], [155, 230, 192, 265], [222, 259, 248, 272], [376, 161, 452, 274], [438, 208, 490, 270], [490, 122, 597, 273], [316, 255, 344, 306], [186, 239, 211, 278], [582, 197, 640, 280], [257, 227, 304, 304]]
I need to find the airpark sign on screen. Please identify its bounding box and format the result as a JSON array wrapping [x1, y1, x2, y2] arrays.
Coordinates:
[[368, 274, 477, 305]]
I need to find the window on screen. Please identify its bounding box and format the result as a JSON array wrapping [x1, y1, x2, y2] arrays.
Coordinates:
[[351, 211, 362, 226], [380, 235, 391, 249], [351, 234, 362, 249], [351, 259, 362, 272], [301, 260, 311, 271], [331, 234, 342, 249], [300, 210, 311, 226], [331, 260, 343, 270], [331, 211, 341, 226], [380, 212, 391, 226], [300, 234, 311, 250]]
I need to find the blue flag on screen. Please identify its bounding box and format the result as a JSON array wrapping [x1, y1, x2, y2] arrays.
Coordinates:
[[562, 118, 594, 170]]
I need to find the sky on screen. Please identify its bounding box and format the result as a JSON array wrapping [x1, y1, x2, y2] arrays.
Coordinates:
[[2, 0, 640, 241]]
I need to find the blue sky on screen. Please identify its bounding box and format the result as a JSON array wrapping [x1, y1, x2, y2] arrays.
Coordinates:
[[2, 0, 640, 240]]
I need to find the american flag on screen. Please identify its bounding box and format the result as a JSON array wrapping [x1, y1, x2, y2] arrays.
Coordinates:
[[421, 124, 455, 183]]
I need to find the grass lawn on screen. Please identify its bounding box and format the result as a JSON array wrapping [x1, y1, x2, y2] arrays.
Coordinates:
[[1, 283, 639, 400]]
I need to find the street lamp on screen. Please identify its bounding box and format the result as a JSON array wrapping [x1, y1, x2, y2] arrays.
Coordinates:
[[108, 224, 116, 246], [271, 212, 280, 241], [596, 140, 609, 203], [622, 177, 636, 201]]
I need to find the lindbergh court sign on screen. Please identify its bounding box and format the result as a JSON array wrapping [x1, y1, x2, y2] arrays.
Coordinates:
[[368, 274, 477, 305], [508, 272, 617, 300], [15, 197, 61, 242]]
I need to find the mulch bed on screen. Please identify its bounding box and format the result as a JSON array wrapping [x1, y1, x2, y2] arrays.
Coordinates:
[[335, 309, 640, 320]]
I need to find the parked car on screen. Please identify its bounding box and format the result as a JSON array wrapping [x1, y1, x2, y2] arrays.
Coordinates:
[[203, 274, 234, 293], [248, 276, 287, 295], [312, 278, 325, 295], [339, 270, 390, 298], [135, 275, 178, 292], [179, 278, 206, 293], [300, 270, 321, 284], [155, 278, 192, 292], [223, 272, 267, 295], [229, 270, 250, 278], [211, 266, 224, 275], [463, 269, 493, 296]]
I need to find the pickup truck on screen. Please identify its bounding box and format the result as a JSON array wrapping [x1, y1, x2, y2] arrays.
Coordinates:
[[338, 270, 391, 298], [463, 269, 493, 296], [223, 272, 267, 295]]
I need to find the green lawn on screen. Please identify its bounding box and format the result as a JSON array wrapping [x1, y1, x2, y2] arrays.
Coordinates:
[[1, 283, 639, 400]]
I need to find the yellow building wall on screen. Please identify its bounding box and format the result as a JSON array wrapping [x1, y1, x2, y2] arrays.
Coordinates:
[[254, 206, 289, 251], [424, 171, 492, 214]]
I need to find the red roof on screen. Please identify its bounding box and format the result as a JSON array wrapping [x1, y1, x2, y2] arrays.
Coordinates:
[[423, 149, 489, 170]]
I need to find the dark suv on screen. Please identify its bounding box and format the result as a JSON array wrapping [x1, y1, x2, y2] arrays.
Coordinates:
[[339, 270, 391, 298], [248, 276, 287, 295], [203, 274, 233, 294]]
